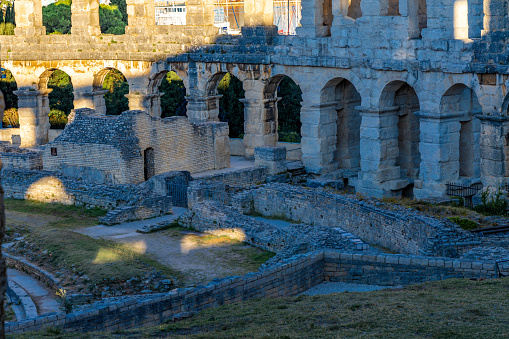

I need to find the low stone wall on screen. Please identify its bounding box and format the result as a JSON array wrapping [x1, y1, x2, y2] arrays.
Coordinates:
[[193, 166, 267, 188], [6, 252, 324, 334], [252, 183, 472, 257], [2, 169, 148, 209], [99, 197, 173, 225], [229, 138, 302, 161], [5, 253, 61, 292], [323, 251, 502, 286], [0, 128, 21, 145], [1, 148, 42, 171]]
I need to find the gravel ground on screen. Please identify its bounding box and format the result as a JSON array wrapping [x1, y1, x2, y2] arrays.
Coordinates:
[[299, 282, 392, 296]]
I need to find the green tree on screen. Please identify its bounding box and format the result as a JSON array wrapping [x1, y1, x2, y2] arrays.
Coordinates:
[[4, 5, 12, 24], [0, 22, 14, 35], [103, 69, 129, 115], [48, 70, 74, 115], [0, 69, 17, 109], [218, 73, 245, 138], [277, 76, 302, 142], [99, 4, 126, 35], [42, 0, 71, 34], [109, 0, 127, 24], [159, 72, 187, 118]]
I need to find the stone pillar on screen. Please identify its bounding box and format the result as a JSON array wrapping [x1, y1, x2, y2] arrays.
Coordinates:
[[297, 0, 330, 37], [483, 0, 509, 35], [413, 112, 462, 199], [299, 101, 337, 174], [125, 0, 155, 35], [244, 0, 274, 26], [73, 89, 108, 116], [357, 107, 404, 198], [15, 89, 50, 147], [71, 0, 101, 36], [240, 79, 279, 158], [14, 0, 46, 36], [478, 115, 509, 188], [125, 93, 152, 113], [186, 95, 221, 123], [186, 0, 215, 26]]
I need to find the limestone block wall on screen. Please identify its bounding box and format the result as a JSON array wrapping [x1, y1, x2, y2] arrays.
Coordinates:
[[43, 109, 230, 185], [251, 183, 471, 256], [0, 148, 42, 171]]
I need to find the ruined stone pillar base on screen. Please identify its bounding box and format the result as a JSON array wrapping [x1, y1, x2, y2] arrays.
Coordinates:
[[478, 115, 509, 188], [186, 95, 221, 123], [15, 90, 50, 147], [255, 146, 287, 175]]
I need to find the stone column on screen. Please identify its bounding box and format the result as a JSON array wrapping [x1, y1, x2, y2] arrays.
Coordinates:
[[299, 101, 337, 174], [478, 115, 509, 188], [125, 92, 152, 113], [483, 0, 509, 35], [125, 0, 155, 35], [15, 89, 50, 147], [413, 112, 462, 199], [244, 0, 274, 26], [357, 107, 403, 198], [14, 0, 46, 36], [297, 0, 330, 37], [186, 0, 215, 26], [186, 95, 221, 123], [71, 0, 101, 36], [73, 89, 108, 115], [240, 79, 279, 159]]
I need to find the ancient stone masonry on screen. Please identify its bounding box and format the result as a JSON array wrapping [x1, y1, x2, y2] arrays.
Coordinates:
[[4, 0, 509, 198], [43, 108, 230, 185]]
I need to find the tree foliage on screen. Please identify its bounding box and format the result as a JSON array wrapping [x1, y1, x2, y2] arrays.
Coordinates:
[[42, 0, 71, 34], [99, 4, 126, 35], [277, 76, 302, 142], [159, 72, 187, 118], [48, 70, 74, 115], [0, 22, 14, 35], [218, 73, 245, 138], [103, 69, 129, 115], [109, 0, 128, 24], [0, 69, 18, 109]]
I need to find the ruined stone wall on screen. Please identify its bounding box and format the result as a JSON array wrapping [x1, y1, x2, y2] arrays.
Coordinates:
[[251, 183, 470, 256], [42, 109, 230, 185], [0, 148, 42, 171]]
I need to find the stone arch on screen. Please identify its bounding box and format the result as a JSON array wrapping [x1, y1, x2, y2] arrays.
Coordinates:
[[440, 84, 481, 178], [149, 70, 188, 118], [93, 68, 129, 115], [379, 81, 421, 196], [38, 68, 74, 128], [501, 93, 509, 115], [265, 74, 302, 143], [320, 78, 362, 172]]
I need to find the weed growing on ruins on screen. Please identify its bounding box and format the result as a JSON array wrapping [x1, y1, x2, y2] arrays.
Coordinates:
[[55, 288, 74, 314], [448, 217, 479, 230], [245, 210, 300, 224], [473, 186, 509, 216]]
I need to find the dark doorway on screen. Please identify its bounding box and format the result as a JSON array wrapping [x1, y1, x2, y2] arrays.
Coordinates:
[[144, 147, 155, 181]]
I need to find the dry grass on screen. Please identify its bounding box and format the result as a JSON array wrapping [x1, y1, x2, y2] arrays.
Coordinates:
[[14, 278, 509, 338]]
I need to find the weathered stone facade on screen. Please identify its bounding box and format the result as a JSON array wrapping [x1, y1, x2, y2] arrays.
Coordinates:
[[43, 108, 230, 184], [2, 0, 509, 199]]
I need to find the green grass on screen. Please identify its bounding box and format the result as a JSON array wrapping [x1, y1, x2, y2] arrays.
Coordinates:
[[5, 199, 182, 283], [13, 278, 509, 338]]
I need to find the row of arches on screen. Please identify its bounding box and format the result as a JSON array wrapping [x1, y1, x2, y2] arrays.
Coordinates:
[[2, 67, 303, 143]]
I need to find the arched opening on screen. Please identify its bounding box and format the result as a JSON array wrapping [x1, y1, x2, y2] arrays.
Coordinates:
[[95, 69, 129, 115], [207, 72, 245, 139], [379, 81, 421, 197], [40, 69, 74, 129], [0, 69, 18, 128], [276, 76, 302, 143], [42, 0, 72, 34], [158, 71, 187, 118], [440, 84, 481, 179], [321, 78, 361, 172]]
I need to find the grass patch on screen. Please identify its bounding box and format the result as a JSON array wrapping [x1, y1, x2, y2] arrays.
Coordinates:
[[448, 217, 479, 230], [246, 210, 300, 224], [18, 278, 509, 338], [5, 199, 182, 284]]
